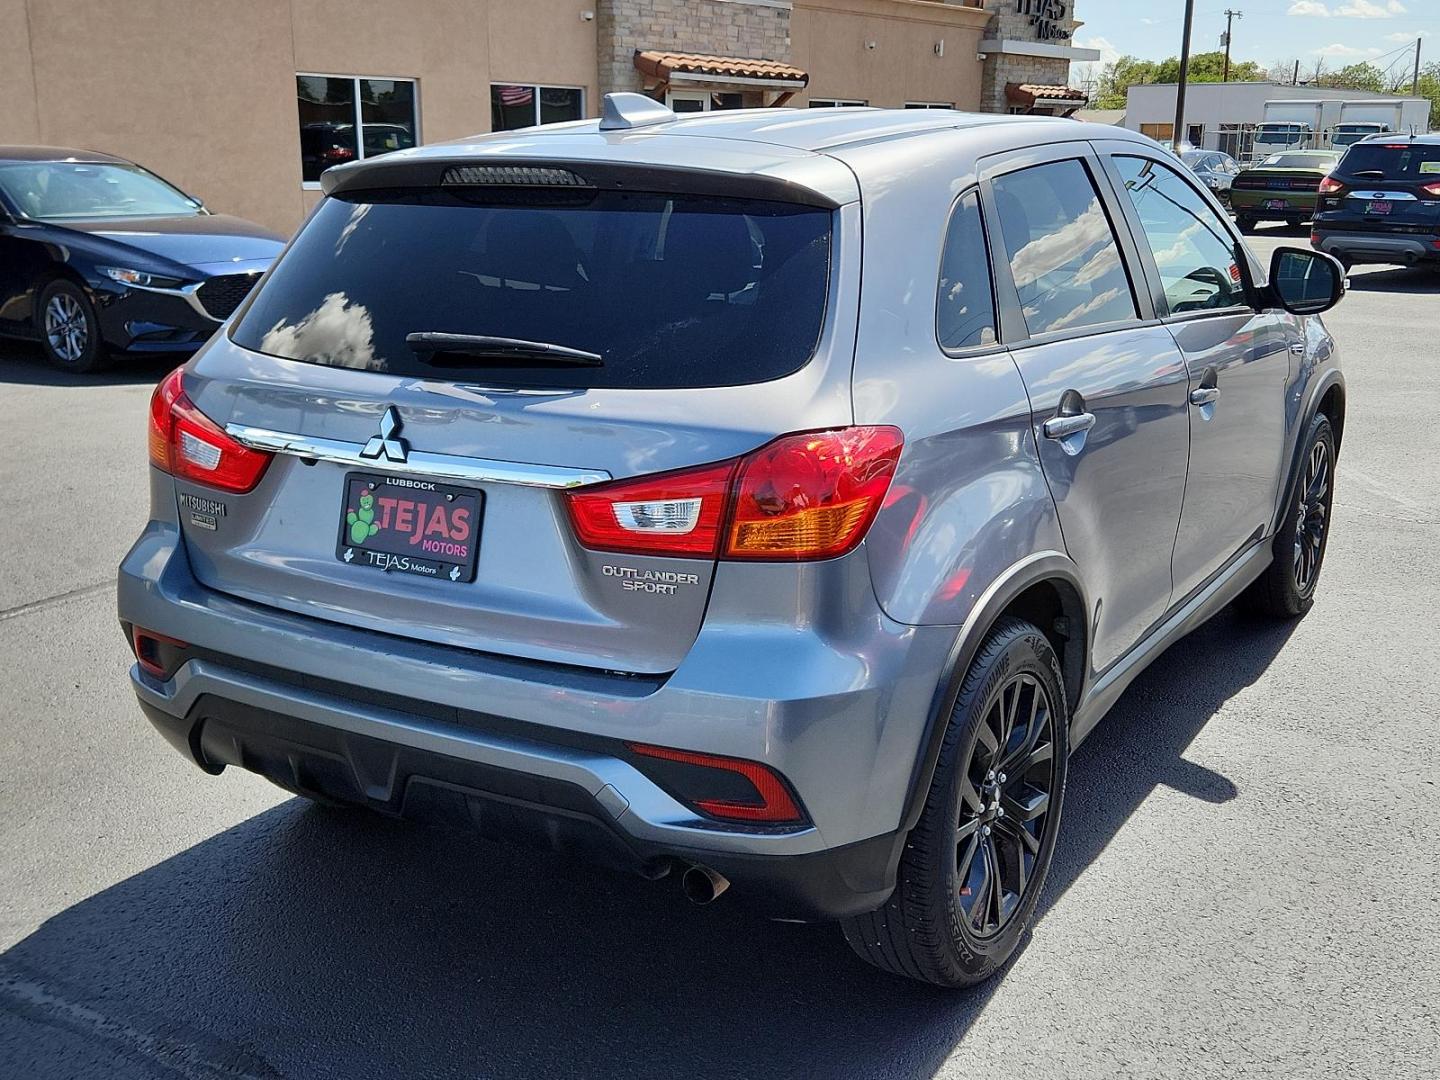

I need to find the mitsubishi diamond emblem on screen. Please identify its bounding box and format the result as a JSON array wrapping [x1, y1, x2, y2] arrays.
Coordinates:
[[360, 406, 409, 462]]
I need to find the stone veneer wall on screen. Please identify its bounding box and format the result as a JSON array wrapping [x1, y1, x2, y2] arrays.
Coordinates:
[[596, 0, 793, 96], [978, 0, 1077, 112]]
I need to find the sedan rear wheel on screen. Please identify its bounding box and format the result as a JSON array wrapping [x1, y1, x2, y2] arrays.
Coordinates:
[[38, 279, 112, 373]]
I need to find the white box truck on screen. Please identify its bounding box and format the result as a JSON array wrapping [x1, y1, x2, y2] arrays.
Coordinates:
[[1331, 99, 1431, 147], [1254, 99, 1344, 157]]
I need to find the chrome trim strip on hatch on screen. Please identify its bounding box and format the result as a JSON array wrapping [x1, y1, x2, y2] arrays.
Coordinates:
[[223, 424, 612, 489]]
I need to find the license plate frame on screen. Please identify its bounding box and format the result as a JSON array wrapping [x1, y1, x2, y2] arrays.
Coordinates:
[[1264, 199, 1288, 211], [1364, 200, 1393, 215], [335, 472, 483, 584]]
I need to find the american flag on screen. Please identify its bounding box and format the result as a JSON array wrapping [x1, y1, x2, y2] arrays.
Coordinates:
[[497, 85, 534, 107]]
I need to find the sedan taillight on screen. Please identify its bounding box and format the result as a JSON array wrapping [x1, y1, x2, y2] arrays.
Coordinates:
[[147, 368, 272, 493], [566, 427, 903, 561]]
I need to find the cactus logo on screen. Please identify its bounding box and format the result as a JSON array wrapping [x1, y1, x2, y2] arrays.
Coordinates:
[[346, 486, 381, 546]]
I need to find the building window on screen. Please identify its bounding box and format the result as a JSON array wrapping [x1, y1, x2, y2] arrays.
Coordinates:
[[491, 84, 585, 131], [809, 99, 868, 108], [904, 102, 954, 110], [297, 75, 418, 185], [1007, 106, 1028, 115]]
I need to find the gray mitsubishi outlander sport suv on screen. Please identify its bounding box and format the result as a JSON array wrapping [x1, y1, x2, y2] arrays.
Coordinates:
[[119, 96, 1347, 988]]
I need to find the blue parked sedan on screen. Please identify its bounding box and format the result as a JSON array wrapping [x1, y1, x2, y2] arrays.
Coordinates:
[[0, 146, 284, 372]]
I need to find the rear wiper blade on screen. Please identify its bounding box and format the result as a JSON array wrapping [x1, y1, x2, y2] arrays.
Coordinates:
[[405, 332, 602, 366], [1350, 170, 1386, 180]]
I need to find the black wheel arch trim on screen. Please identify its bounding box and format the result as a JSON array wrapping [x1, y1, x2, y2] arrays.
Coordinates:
[[1273, 369, 1345, 538], [898, 552, 1090, 834]]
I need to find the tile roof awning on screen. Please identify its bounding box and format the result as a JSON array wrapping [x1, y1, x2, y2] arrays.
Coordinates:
[[1007, 83, 1088, 112], [634, 50, 808, 90]]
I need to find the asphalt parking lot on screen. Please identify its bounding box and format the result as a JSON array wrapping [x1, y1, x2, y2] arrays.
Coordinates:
[[1, 227, 1436, 1079]]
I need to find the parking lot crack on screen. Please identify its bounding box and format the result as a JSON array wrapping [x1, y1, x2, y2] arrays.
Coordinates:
[[0, 581, 114, 624]]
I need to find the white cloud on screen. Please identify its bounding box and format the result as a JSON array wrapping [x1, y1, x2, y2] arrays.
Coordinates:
[[1313, 42, 1385, 57], [1336, 0, 1405, 17], [1291, 0, 1407, 14], [1384, 29, 1428, 41], [1075, 35, 1121, 67]]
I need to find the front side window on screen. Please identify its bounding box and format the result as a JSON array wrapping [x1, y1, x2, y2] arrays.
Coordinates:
[[0, 162, 201, 220], [936, 190, 997, 350], [1116, 156, 1246, 314], [491, 85, 584, 131], [990, 159, 1138, 337], [298, 75, 418, 183], [230, 189, 832, 390]]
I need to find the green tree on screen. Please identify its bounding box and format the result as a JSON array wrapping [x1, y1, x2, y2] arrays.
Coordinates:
[[1091, 50, 1266, 109]]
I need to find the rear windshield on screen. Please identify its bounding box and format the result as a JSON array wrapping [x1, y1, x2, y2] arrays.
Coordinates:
[[230, 189, 832, 389], [1337, 143, 1440, 179]]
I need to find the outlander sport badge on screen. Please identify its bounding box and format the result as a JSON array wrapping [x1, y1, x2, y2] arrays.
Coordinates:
[[360, 406, 409, 463]]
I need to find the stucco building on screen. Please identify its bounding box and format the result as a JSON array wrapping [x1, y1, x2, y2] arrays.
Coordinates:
[[1, 0, 1096, 234]]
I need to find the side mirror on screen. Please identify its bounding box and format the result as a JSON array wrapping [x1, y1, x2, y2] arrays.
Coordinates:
[[1268, 246, 1345, 315]]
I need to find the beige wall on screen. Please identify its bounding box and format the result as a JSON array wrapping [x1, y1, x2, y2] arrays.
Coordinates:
[[793, 0, 988, 109], [0, 0, 597, 235]]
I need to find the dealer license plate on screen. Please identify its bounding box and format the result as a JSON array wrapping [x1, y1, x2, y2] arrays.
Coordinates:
[[335, 472, 482, 583]]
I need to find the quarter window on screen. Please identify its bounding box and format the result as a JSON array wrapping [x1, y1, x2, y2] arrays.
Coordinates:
[[297, 75, 418, 184], [936, 190, 997, 350], [1115, 156, 1246, 314], [990, 159, 1138, 337], [491, 84, 584, 131]]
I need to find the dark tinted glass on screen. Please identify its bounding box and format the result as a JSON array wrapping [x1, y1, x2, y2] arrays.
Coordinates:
[[491, 85, 536, 130], [298, 76, 358, 182], [360, 79, 416, 158], [1338, 142, 1440, 179], [936, 190, 997, 350], [231, 190, 832, 389], [991, 159, 1137, 337], [539, 87, 583, 124], [1117, 157, 1246, 314]]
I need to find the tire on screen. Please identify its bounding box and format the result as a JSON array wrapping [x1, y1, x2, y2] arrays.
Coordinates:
[[841, 617, 1069, 988], [1237, 215, 1257, 234], [37, 278, 112, 373], [1242, 413, 1336, 618]]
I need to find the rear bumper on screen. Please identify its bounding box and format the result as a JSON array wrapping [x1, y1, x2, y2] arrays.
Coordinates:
[[119, 514, 955, 919], [133, 685, 903, 919], [1312, 229, 1440, 264]]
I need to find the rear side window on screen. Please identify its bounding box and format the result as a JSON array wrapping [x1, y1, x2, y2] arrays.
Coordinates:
[[1338, 143, 1440, 179], [231, 189, 832, 389], [1115, 157, 1246, 315], [990, 159, 1138, 337], [936, 190, 997, 351]]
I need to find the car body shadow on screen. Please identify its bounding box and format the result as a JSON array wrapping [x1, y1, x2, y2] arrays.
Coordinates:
[[0, 610, 1295, 1079], [0, 342, 180, 387]]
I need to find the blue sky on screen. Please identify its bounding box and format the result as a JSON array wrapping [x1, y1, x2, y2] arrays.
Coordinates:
[[1070, 0, 1437, 82]]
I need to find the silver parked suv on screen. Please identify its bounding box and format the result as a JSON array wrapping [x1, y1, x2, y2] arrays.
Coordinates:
[[119, 96, 1347, 987]]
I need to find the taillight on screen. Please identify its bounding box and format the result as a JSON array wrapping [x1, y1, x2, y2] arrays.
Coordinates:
[[564, 426, 903, 562], [147, 368, 271, 493], [627, 742, 804, 824], [1421, 182, 1440, 198], [726, 427, 903, 560], [1318, 176, 1344, 195]]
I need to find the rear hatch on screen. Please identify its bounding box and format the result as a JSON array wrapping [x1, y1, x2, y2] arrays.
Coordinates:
[[1317, 141, 1440, 234], [175, 155, 856, 674]]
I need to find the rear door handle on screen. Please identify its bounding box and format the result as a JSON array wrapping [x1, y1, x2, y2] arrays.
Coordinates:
[[1189, 387, 1221, 406], [1042, 413, 1097, 440]]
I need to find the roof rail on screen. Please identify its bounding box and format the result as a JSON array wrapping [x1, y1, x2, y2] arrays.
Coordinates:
[[598, 92, 676, 132]]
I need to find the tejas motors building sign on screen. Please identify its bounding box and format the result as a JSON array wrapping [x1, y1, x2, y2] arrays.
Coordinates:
[[1016, 0, 1074, 42]]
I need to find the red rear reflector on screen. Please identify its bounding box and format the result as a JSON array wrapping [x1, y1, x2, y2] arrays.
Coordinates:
[[148, 368, 272, 493], [131, 626, 189, 680], [565, 427, 903, 562], [627, 742, 803, 823], [1318, 176, 1343, 195]]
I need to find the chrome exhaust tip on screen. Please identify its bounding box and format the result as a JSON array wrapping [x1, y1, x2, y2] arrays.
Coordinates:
[[681, 865, 730, 905]]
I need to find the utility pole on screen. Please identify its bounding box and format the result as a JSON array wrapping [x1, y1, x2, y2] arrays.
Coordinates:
[[1221, 9, 1243, 83], [1413, 37, 1423, 96], [1173, 0, 1196, 151]]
